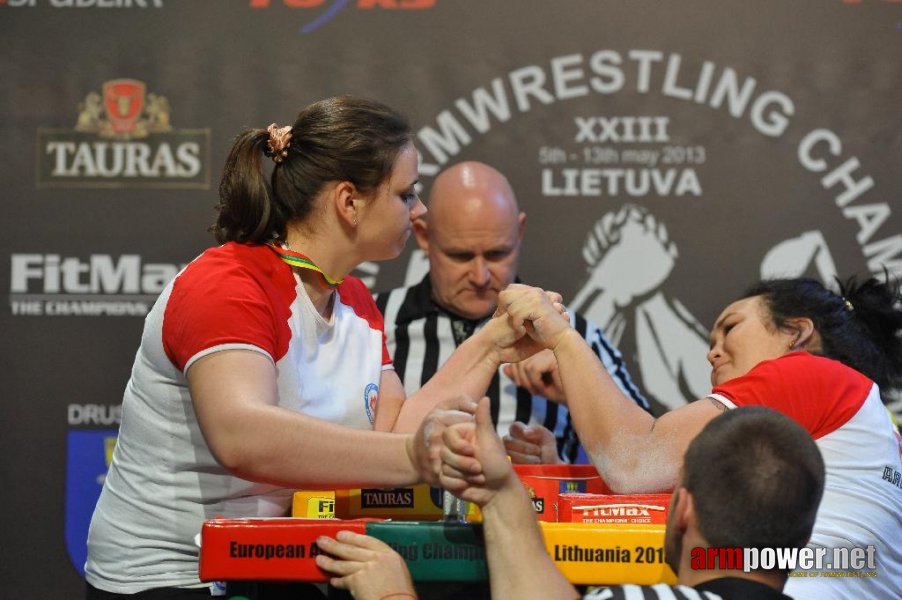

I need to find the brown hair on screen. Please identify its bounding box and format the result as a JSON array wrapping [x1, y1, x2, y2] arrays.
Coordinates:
[[685, 406, 825, 562], [212, 96, 413, 244], [742, 274, 902, 392]]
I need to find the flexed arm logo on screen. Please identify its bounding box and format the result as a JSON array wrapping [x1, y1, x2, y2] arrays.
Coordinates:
[[570, 204, 711, 412], [760, 230, 838, 282], [571, 205, 679, 333]]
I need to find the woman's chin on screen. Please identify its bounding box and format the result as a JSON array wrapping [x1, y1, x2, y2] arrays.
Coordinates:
[[370, 246, 404, 263], [367, 234, 411, 263], [711, 369, 730, 387]]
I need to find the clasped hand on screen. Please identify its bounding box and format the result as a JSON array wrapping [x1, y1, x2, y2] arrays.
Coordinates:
[[318, 398, 529, 597], [483, 283, 572, 364]]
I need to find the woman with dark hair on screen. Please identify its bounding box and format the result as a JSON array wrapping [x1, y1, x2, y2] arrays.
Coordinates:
[[501, 275, 902, 599], [84, 96, 543, 599]]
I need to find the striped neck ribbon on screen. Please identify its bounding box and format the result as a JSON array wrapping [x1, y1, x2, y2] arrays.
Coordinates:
[[268, 242, 343, 289]]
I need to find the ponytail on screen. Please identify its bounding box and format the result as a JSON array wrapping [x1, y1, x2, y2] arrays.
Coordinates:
[[211, 129, 285, 244], [837, 274, 902, 389]]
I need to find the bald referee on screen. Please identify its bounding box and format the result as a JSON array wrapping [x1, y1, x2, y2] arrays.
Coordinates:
[[375, 160, 648, 463]]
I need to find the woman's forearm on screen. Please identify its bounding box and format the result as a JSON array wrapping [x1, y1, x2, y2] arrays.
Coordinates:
[[213, 405, 420, 489], [392, 326, 503, 432], [189, 351, 421, 488], [554, 329, 719, 492], [552, 329, 670, 492]]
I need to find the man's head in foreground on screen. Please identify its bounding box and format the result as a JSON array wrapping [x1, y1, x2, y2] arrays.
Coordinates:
[[665, 406, 826, 586]]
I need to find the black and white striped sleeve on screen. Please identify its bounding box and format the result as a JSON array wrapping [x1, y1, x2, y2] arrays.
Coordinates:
[[583, 583, 724, 599], [375, 286, 456, 398]]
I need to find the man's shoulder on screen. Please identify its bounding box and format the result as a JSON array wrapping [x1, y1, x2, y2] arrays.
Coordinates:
[[584, 578, 788, 599], [375, 283, 415, 300], [583, 583, 720, 599], [374, 275, 437, 326], [563, 307, 609, 344]]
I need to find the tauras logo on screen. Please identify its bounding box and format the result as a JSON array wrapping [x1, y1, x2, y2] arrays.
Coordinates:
[[359, 488, 414, 508], [36, 79, 209, 188], [9, 253, 182, 317], [530, 497, 546, 513]]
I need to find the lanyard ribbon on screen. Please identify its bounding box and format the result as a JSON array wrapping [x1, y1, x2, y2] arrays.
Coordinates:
[[267, 242, 343, 289]]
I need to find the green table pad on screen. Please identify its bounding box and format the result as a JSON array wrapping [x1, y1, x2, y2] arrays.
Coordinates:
[[366, 520, 488, 582]]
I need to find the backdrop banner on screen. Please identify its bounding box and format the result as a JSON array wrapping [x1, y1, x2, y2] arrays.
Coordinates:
[[2, 1, 900, 595]]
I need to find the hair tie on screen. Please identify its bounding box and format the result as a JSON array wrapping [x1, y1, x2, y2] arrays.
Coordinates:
[[842, 297, 854, 312], [265, 123, 292, 163]]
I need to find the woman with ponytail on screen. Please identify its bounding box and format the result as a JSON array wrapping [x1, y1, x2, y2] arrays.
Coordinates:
[[85, 96, 547, 599], [501, 274, 902, 599]]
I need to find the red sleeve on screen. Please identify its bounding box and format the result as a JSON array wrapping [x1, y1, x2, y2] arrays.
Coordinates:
[[162, 246, 294, 372], [711, 352, 873, 439], [337, 277, 392, 367]]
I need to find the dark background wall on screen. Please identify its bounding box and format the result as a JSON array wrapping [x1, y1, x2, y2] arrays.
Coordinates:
[[2, 1, 900, 597]]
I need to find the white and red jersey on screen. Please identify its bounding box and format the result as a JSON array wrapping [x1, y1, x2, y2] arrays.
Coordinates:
[[86, 242, 391, 593], [709, 352, 902, 599]]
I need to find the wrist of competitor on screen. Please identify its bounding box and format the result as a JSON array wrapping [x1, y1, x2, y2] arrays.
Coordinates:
[[460, 321, 507, 370], [478, 469, 523, 517], [551, 327, 582, 355]]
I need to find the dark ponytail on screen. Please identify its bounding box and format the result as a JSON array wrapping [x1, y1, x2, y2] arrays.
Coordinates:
[[742, 274, 902, 392], [211, 95, 412, 245], [838, 274, 902, 389], [212, 129, 285, 244]]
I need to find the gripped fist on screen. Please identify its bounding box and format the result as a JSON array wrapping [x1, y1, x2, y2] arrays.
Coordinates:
[[409, 395, 478, 485], [438, 397, 518, 509]]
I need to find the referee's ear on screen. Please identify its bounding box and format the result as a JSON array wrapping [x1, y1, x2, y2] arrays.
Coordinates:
[[413, 217, 430, 252]]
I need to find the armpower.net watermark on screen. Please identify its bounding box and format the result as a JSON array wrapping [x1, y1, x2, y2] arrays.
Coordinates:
[[691, 545, 878, 578]]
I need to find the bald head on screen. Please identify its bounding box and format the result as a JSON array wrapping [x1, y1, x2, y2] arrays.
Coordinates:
[[427, 161, 520, 225], [414, 161, 526, 319]]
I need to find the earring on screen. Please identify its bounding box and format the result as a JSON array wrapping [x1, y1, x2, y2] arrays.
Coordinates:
[[352, 216, 358, 227]]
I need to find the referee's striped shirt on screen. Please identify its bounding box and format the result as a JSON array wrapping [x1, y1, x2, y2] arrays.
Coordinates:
[[375, 275, 649, 462], [584, 579, 790, 599]]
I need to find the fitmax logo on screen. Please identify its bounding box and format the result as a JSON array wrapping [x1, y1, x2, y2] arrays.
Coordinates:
[[249, 0, 435, 35], [11, 254, 179, 294], [9, 254, 183, 317]]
